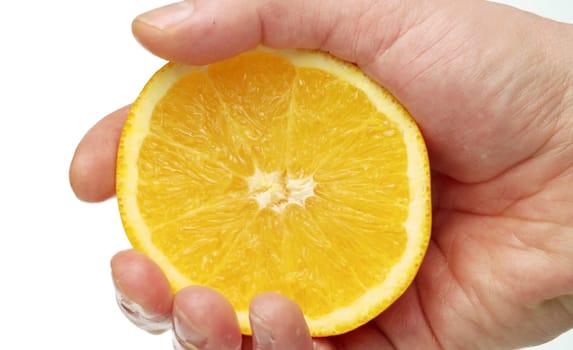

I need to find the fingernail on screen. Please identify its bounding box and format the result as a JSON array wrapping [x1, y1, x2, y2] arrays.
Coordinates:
[[173, 332, 199, 350], [250, 311, 276, 347], [115, 288, 172, 334], [136, 1, 194, 30], [172, 307, 208, 349]]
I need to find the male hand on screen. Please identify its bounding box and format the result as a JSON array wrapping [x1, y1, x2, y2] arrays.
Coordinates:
[[70, 0, 573, 348]]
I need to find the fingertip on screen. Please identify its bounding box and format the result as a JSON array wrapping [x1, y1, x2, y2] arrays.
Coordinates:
[[131, 17, 167, 59], [110, 249, 174, 334], [69, 146, 98, 202], [111, 249, 173, 316], [173, 286, 242, 350], [131, 0, 261, 65], [69, 105, 129, 202], [249, 292, 303, 319], [250, 292, 313, 349], [69, 150, 112, 203], [133, 1, 195, 32]]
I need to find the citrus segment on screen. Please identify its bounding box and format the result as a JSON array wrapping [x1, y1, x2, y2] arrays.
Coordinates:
[[116, 48, 431, 336]]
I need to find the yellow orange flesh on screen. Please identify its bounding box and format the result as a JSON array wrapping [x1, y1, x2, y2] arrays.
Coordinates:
[[116, 48, 431, 336]]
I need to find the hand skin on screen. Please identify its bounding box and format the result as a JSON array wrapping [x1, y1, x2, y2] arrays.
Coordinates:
[[69, 0, 573, 349]]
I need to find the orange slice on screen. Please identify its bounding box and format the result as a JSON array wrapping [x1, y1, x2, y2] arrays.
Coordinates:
[[116, 47, 431, 336]]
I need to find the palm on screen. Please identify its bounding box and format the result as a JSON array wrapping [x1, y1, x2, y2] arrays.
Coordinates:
[[326, 8, 573, 347], [326, 95, 573, 348], [358, 182, 573, 349]]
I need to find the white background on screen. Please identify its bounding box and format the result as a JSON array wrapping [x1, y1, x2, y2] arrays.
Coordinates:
[[0, 0, 571, 349]]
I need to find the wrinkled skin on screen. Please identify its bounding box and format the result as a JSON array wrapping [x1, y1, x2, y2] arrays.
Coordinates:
[[69, 0, 573, 349]]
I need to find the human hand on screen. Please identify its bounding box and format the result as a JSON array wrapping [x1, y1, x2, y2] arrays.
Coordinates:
[[69, 0, 573, 348]]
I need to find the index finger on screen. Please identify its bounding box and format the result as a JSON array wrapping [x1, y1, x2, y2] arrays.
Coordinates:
[[69, 105, 129, 202]]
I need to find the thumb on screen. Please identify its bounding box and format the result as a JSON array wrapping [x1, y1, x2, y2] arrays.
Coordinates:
[[131, 0, 573, 185], [132, 0, 424, 66]]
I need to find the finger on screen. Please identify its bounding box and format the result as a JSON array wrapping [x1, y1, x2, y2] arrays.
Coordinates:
[[131, 0, 425, 66], [249, 293, 313, 350], [172, 286, 242, 350], [69, 105, 129, 202], [111, 249, 173, 334]]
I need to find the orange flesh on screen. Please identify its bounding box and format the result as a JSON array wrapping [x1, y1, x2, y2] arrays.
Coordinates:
[[134, 52, 410, 319]]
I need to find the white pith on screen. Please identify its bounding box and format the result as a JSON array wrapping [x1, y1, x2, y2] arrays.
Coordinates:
[[247, 167, 316, 213]]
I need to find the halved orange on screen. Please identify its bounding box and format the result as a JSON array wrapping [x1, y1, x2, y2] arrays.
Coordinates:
[[116, 47, 431, 336]]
